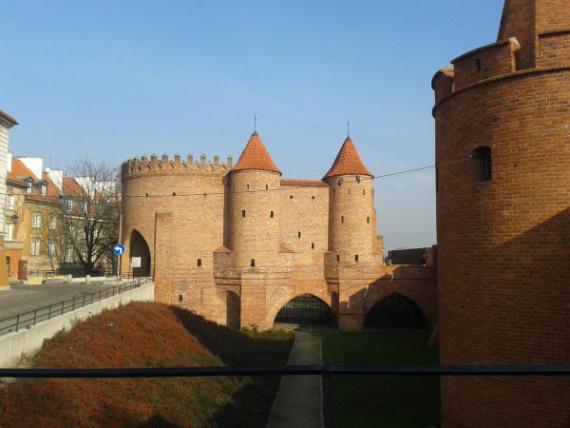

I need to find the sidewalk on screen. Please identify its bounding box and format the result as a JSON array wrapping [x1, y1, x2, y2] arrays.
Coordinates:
[[267, 330, 323, 428]]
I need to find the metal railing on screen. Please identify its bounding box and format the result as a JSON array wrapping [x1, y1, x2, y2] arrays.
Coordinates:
[[0, 278, 148, 336], [0, 364, 568, 428]]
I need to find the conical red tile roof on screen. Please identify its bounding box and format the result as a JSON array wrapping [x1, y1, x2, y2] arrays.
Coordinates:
[[323, 137, 373, 179], [233, 132, 281, 174]]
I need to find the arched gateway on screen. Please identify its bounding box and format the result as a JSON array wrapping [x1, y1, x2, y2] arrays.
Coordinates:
[[129, 230, 151, 277], [273, 294, 335, 329]]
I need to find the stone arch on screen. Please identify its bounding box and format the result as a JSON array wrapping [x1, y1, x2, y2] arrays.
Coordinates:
[[364, 292, 428, 330], [129, 229, 151, 277], [216, 290, 241, 329], [271, 292, 336, 328]]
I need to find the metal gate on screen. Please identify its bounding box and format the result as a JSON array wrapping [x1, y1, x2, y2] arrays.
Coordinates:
[[274, 294, 333, 328]]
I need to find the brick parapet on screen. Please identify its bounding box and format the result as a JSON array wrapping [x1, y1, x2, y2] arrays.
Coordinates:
[[121, 154, 231, 179]]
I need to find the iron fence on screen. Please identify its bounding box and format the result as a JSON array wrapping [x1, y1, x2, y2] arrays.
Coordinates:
[[0, 364, 568, 428], [0, 278, 148, 336]]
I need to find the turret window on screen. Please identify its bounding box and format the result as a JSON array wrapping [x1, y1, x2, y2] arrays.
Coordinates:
[[298, 231, 301, 238], [250, 259, 256, 267], [270, 210, 274, 218], [311, 243, 315, 250], [341, 216, 344, 223], [363, 189, 366, 195], [473, 147, 492, 182], [367, 216, 370, 224], [247, 184, 250, 190], [289, 195, 294, 200], [336, 255, 340, 262], [178, 295, 183, 302], [355, 255, 359, 263], [242, 210, 246, 217], [266, 184, 268, 190], [197, 258, 202, 267]]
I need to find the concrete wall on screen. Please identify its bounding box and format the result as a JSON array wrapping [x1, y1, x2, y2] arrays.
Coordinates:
[[0, 280, 154, 367]]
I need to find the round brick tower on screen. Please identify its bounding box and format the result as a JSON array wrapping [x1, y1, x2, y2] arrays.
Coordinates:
[[230, 132, 281, 268], [433, 1, 570, 427], [324, 137, 377, 265]]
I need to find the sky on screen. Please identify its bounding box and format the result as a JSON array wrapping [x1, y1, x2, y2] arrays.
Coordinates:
[[0, 0, 505, 250]]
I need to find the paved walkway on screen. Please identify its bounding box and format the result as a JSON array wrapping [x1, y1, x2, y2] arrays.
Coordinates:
[[267, 330, 323, 428]]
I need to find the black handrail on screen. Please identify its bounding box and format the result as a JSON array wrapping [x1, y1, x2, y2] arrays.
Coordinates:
[[0, 364, 568, 428]]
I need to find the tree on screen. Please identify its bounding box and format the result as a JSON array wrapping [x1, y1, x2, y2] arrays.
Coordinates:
[[57, 160, 120, 275]]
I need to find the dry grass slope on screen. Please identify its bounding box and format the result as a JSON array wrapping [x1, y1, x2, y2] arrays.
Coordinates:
[[0, 302, 293, 428]]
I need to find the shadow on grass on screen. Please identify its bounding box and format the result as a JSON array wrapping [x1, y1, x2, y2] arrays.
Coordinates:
[[170, 307, 293, 428]]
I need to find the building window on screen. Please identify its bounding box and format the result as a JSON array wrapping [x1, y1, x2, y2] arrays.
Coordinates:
[[247, 184, 250, 190], [26, 182, 32, 194], [355, 254, 359, 263], [178, 295, 183, 302], [270, 210, 274, 218], [6, 224, 14, 241], [311, 196, 315, 200], [48, 240, 56, 257], [65, 199, 74, 210], [32, 213, 41, 229], [337, 179, 342, 186], [250, 259, 256, 267], [65, 248, 74, 263], [311, 242, 315, 250], [48, 217, 57, 230], [41, 184, 47, 196], [336, 255, 340, 262], [6, 195, 15, 210], [266, 184, 268, 190], [341, 216, 344, 223], [298, 231, 301, 238], [289, 195, 293, 200], [197, 258, 202, 267], [367, 216, 370, 224], [242, 210, 246, 218], [31, 239, 41, 256], [473, 147, 492, 182]]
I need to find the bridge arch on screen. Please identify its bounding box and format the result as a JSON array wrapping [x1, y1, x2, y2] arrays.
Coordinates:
[[364, 292, 428, 330], [129, 229, 151, 277], [272, 293, 336, 329]]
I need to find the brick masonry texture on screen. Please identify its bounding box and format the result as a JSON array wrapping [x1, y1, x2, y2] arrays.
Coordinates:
[[433, 1, 570, 427], [120, 136, 436, 332]]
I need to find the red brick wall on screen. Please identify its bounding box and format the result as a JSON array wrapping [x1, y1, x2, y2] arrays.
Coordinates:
[[434, 58, 570, 428]]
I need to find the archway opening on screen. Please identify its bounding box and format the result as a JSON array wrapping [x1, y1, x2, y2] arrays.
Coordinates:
[[364, 293, 427, 330], [274, 294, 335, 329], [225, 291, 241, 330], [129, 230, 151, 277]]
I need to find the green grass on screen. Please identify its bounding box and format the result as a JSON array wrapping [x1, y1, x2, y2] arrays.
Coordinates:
[[322, 330, 440, 428]]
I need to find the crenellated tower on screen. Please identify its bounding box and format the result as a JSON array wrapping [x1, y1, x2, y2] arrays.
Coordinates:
[[324, 137, 379, 266], [229, 132, 282, 268]]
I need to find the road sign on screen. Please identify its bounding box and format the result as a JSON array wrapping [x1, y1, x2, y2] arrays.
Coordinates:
[[131, 257, 141, 268], [113, 244, 125, 256]]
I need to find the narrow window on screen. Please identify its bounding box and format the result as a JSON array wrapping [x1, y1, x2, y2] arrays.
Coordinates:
[[337, 179, 342, 186], [311, 243, 315, 250], [341, 216, 344, 223], [242, 210, 246, 218], [247, 184, 250, 190], [298, 231, 301, 238], [336, 255, 340, 262], [270, 210, 274, 218], [367, 216, 370, 224], [178, 295, 183, 302], [289, 195, 293, 200], [363, 189, 366, 195], [476, 59, 482, 71], [197, 258, 202, 267], [266, 184, 268, 190], [250, 259, 256, 267], [355, 255, 359, 263], [172, 192, 176, 196], [472, 147, 492, 182]]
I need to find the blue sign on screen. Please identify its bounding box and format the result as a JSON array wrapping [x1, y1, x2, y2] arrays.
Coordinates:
[[113, 243, 125, 256]]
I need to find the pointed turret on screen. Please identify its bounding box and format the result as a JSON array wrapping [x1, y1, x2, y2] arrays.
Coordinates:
[[323, 137, 372, 179], [233, 132, 281, 175]]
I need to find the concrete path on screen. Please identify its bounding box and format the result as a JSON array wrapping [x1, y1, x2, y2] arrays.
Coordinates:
[[267, 330, 323, 428]]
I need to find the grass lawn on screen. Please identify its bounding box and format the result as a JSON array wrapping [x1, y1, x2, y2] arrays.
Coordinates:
[[322, 329, 440, 428]]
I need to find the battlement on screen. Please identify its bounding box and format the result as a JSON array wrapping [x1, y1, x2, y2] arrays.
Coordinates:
[[121, 153, 233, 178]]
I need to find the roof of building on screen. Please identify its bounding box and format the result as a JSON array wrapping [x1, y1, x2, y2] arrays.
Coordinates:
[[323, 137, 373, 179], [62, 177, 84, 197], [11, 158, 38, 181], [233, 132, 281, 174], [7, 170, 28, 187], [0, 108, 18, 126], [43, 173, 62, 197], [280, 179, 328, 188], [213, 245, 233, 253]]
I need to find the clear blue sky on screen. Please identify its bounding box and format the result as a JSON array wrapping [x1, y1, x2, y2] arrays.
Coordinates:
[[1, 0, 504, 250]]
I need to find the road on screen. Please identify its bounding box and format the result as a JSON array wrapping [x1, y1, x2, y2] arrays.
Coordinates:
[[0, 282, 118, 321]]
